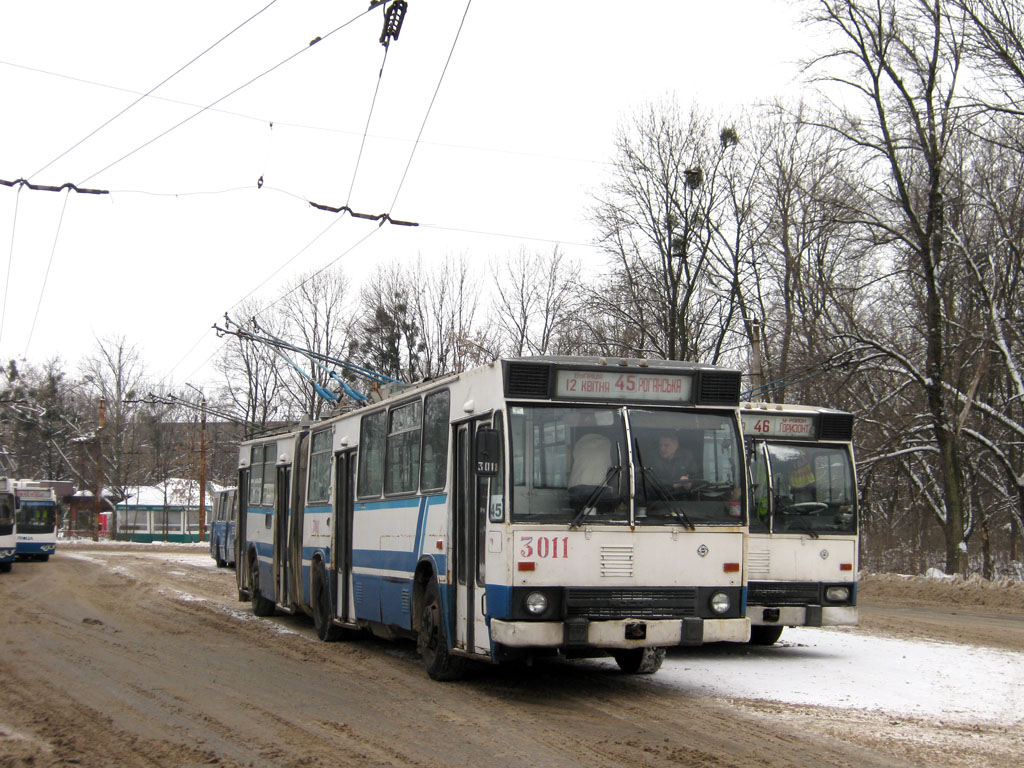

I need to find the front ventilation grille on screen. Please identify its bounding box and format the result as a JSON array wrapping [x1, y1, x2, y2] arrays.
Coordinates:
[[747, 581, 821, 606], [505, 362, 551, 398], [819, 412, 854, 441], [565, 588, 697, 620], [600, 545, 634, 577], [747, 549, 770, 579], [698, 371, 741, 405]]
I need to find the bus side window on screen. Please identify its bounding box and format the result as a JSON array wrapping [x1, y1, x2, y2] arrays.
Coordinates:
[[358, 410, 386, 498], [421, 390, 450, 492]]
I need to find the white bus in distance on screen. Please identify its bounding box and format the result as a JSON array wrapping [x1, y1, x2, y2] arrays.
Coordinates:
[[3, 479, 59, 561], [742, 402, 858, 644], [237, 356, 750, 680], [209, 487, 237, 568], [0, 485, 15, 572]]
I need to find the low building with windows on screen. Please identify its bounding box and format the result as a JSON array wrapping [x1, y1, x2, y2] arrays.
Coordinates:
[[115, 479, 216, 543]]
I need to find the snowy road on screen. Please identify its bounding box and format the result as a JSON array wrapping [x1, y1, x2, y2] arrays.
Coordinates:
[[2, 542, 1021, 767]]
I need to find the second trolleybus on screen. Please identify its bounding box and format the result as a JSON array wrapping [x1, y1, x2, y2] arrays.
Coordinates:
[[4, 479, 59, 561], [742, 402, 859, 644], [236, 356, 751, 679]]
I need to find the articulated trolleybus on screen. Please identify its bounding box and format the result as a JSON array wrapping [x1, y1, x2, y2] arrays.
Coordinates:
[[0, 483, 15, 572], [237, 356, 749, 679], [742, 402, 858, 644], [3, 479, 59, 561]]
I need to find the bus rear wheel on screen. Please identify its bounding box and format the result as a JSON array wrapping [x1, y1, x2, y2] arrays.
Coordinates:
[[612, 647, 665, 674], [0, 562, 10, 573], [418, 579, 465, 681], [312, 561, 342, 642], [250, 558, 275, 617], [749, 625, 783, 645]]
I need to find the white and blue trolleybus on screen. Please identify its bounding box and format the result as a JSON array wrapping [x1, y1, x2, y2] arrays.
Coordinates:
[[741, 402, 859, 644], [209, 487, 237, 568], [5, 479, 59, 561], [237, 357, 750, 679], [0, 483, 15, 572]]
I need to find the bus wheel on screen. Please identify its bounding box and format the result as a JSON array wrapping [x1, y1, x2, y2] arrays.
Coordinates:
[[39, 554, 50, 562], [250, 558, 275, 617], [0, 562, 10, 573], [214, 541, 225, 568], [612, 647, 665, 674], [312, 562, 342, 642], [749, 625, 783, 645], [418, 579, 465, 681]]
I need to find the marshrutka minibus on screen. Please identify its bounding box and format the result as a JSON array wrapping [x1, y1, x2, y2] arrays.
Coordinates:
[[237, 356, 750, 679], [0, 484, 15, 572], [741, 402, 858, 644], [5, 479, 59, 561]]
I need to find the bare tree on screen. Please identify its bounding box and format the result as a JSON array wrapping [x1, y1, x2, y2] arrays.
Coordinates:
[[805, 0, 973, 573], [491, 246, 581, 358]]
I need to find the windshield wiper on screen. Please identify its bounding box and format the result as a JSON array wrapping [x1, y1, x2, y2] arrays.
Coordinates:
[[569, 443, 622, 529], [633, 440, 694, 530], [776, 499, 819, 538]]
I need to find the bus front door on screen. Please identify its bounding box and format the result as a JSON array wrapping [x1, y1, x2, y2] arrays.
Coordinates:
[[275, 465, 291, 608], [333, 450, 356, 623], [454, 420, 492, 656]]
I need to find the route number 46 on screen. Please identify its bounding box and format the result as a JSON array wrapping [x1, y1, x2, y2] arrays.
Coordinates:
[[520, 536, 569, 559]]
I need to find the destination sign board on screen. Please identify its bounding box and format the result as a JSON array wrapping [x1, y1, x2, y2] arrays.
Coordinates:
[[555, 369, 692, 402], [742, 413, 815, 439]]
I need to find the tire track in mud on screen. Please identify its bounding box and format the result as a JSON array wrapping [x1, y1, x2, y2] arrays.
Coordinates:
[[3, 545, 1020, 768]]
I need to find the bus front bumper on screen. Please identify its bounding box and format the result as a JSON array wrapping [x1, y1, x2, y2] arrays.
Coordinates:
[[747, 604, 858, 627], [490, 616, 750, 648]]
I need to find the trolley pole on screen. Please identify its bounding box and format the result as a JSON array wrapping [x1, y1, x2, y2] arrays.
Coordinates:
[[93, 399, 106, 541]]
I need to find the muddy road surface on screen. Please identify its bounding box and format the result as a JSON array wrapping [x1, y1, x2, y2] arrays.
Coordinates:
[[1, 544, 1021, 768]]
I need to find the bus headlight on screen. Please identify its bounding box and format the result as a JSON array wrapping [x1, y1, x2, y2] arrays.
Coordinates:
[[525, 592, 549, 615], [825, 586, 850, 602], [709, 591, 731, 614]]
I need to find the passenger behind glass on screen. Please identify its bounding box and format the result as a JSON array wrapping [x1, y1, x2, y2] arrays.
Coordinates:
[[567, 432, 617, 511]]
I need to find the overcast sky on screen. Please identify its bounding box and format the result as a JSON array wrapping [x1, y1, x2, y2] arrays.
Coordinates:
[[0, 1, 809, 391]]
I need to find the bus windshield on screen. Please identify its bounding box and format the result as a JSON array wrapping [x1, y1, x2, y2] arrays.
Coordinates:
[[509, 405, 743, 526], [762, 443, 856, 534], [17, 502, 56, 532]]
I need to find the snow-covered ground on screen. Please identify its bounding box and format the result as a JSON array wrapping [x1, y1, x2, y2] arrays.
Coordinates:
[[616, 628, 1024, 726]]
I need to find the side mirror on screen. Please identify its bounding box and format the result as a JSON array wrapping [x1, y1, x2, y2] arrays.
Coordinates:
[[475, 427, 501, 477]]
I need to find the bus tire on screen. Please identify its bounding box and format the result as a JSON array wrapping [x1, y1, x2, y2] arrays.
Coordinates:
[[312, 561, 342, 642], [39, 554, 50, 562], [613, 647, 665, 674], [749, 625, 783, 645], [250, 558, 275, 617], [0, 562, 10, 573], [418, 579, 465, 681]]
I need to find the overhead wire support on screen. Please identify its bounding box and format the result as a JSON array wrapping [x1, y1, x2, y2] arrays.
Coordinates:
[[380, 1, 408, 47], [0, 178, 109, 195], [307, 201, 418, 227]]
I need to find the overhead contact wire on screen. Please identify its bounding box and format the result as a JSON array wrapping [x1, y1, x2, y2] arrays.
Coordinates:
[[78, 5, 377, 186], [0, 185, 23, 348], [24, 188, 71, 356], [389, 0, 473, 212], [31, 0, 282, 181]]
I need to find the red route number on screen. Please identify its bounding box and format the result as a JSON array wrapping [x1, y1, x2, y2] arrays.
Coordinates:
[[752, 419, 771, 433], [519, 536, 569, 559]]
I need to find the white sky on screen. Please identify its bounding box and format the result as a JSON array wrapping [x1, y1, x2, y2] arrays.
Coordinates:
[[0, 1, 809, 391]]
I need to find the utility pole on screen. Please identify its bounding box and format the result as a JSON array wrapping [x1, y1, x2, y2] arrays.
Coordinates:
[[199, 395, 207, 543], [93, 399, 106, 541], [186, 384, 207, 543]]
